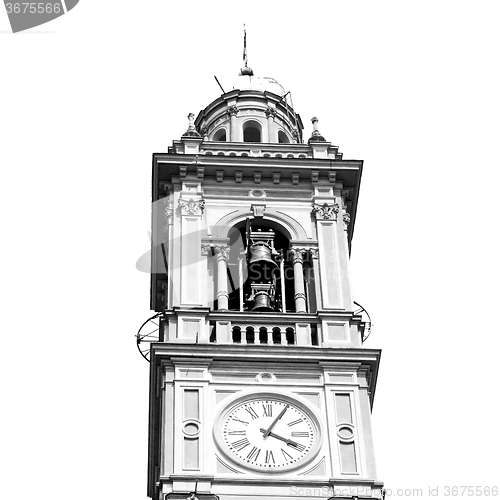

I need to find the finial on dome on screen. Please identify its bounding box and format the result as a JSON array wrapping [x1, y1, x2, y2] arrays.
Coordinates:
[[308, 116, 326, 143], [239, 24, 254, 77], [182, 112, 201, 138]]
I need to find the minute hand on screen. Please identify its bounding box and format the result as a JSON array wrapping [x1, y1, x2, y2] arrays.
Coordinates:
[[261, 404, 288, 437], [259, 428, 299, 447]]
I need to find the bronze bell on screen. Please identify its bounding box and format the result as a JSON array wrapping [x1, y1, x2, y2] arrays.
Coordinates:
[[252, 291, 274, 312], [248, 243, 279, 280]]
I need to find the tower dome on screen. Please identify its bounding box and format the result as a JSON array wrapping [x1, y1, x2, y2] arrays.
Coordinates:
[[194, 71, 303, 144]]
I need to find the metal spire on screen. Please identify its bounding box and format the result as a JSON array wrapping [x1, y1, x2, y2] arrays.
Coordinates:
[[240, 24, 254, 76], [243, 24, 248, 68]]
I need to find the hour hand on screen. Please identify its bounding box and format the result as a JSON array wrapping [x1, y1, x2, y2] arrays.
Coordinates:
[[259, 428, 299, 447]]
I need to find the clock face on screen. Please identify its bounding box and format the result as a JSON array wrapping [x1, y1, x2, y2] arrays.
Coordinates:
[[216, 395, 321, 472]]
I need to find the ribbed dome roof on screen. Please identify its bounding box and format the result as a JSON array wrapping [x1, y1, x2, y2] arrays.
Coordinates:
[[231, 75, 286, 97]]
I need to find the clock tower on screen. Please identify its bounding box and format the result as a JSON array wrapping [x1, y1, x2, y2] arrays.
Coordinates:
[[141, 60, 384, 500]]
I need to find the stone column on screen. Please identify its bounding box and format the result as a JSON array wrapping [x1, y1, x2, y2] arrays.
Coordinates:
[[214, 245, 230, 311], [312, 201, 342, 309], [177, 197, 205, 307], [265, 107, 277, 143], [227, 106, 239, 142], [290, 247, 307, 313]]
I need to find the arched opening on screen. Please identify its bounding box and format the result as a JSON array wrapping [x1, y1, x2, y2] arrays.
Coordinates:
[[243, 120, 262, 143], [278, 130, 290, 143], [221, 219, 314, 314], [259, 327, 268, 344], [232, 326, 241, 344], [213, 128, 227, 142], [246, 326, 255, 344], [272, 327, 282, 345]]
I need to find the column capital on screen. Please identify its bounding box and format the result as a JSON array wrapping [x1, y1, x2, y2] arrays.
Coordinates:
[[309, 247, 319, 259], [265, 107, 277, 119], [290, 247, 307, 264], [200, 244, 212, 256], [343, 210, 351, 230], [311, 202, 340, 220], [178, 198, 205, 216], [163, 206, 173, 232], [227, 105, 239, 117], [214, 245, 230, 262]]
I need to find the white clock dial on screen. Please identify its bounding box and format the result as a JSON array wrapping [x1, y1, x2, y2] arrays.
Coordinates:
[[216, 395, 320, 472]]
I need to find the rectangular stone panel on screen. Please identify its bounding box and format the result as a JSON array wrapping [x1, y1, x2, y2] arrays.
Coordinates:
[[183, 437, 199, 469], [183, 389, 199, 420], [334, 393, 353, 424], [326, 322, 347, 341], [339, 442, 357, 474]]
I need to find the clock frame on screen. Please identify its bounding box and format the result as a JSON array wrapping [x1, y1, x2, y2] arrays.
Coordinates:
[[213, 392, 322, 473]]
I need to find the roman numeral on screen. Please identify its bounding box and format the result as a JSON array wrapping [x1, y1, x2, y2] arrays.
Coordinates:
[[262, 404, 272, 417], [290, 443, 306, 452], [265, 450, 275, 464], [288, 418, 303, 427], [231, 438, 250, 451], [227, 430, 246, 435], [291, 431, 309, 437], [281, 448, 293, 461], [245, 406, 259, 420], [231, 417, 249, 426], [247, 446, 261, 461]]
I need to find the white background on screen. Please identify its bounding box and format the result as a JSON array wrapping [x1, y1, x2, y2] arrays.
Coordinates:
[[1, 1, 499, 499]]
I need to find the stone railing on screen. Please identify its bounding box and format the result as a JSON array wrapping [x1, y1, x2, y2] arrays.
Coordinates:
[[208, 312, 319, 346]]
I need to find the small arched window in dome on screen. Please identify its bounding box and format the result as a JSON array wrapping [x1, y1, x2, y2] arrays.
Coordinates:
[[278, 130, 290, 144], [213, 128, 227, 142], [243, 120, 262, 143]]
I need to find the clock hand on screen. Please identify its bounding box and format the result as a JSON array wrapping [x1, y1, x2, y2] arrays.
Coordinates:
[[259, 428, 299, 447], [261, 404, 289, 438]]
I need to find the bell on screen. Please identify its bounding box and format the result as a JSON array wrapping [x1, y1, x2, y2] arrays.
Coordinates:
[[252, 291, 274, 312], [248, 243, 279, 279]]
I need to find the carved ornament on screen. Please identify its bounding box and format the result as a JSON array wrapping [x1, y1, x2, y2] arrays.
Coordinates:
[[178, 198, 205, 216], [227, 105, 239, 117], [343, 211, 351, 230], [290, 247, 307, 264], [309, 247, 319, 259], [214, 245, 230, 262], [265, 107, 277, 119], [200, 244, 212, 256], [311, 202, 340, 220]]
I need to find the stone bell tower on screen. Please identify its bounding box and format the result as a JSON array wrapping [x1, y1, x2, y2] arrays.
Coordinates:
[[143, 57, 384, 500]]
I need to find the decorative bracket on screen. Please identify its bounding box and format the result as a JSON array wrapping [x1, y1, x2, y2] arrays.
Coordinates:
[[251, 204, 266, 218]]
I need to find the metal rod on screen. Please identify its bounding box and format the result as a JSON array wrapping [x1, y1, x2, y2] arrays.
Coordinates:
[[214, 75, 226, 94]]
